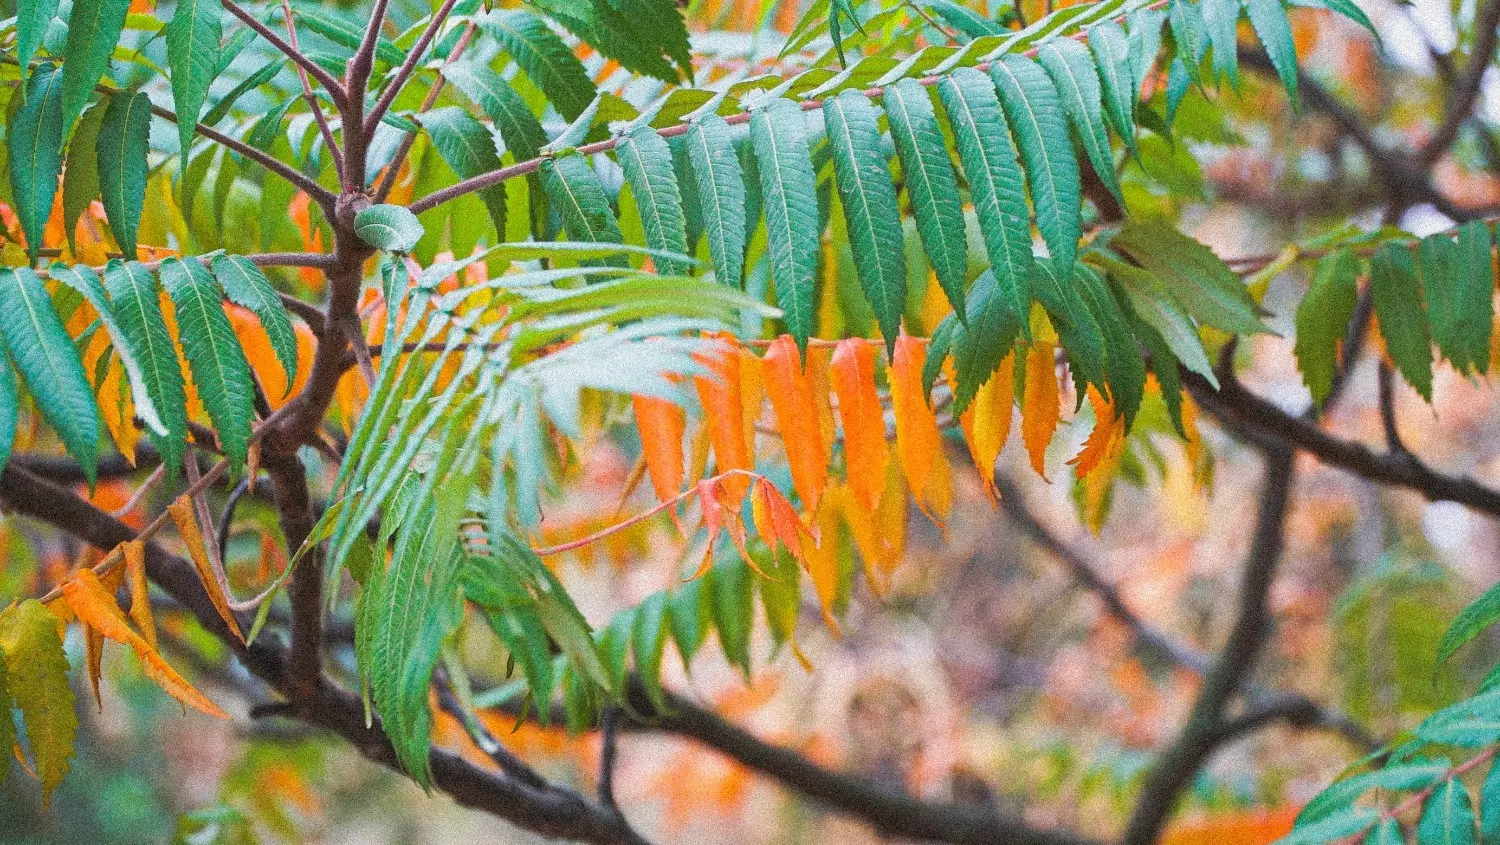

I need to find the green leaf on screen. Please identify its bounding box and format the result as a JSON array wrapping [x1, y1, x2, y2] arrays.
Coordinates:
[[1244, 0, 1299, 105], [949, 269, 1023, 414], [632, 592, 670, 710], [883, 78, 968, 321], [686, 114, 748, 288], [1075, 262, 1147, 424], [940, 67, 1034, 327], [1201, 0, 1242, 87], [477, 10, 597, 122], [159, 257, 256, 468], [0, 335, 15, 478], [669, 576, 710, 669], [1294, 249, 1360, 407], [1438, 581, 1500, 668], [1417, 778, 1477, 845], [1096, 255, 1216, 387], [924, 0, 1005, 37], [1422, 223, 1493, 375], [165, 0, 221, 167], [1480, 755, 1500, 843], [355, 204, 426, 253], [824, 90, 908, 351], [0, 640, 10, 790], [62, 104, 106, 251], [541, 152, 626, 264], [0, 267, 100, 483], [710, 558, 754, 676], [1111, 218, 1266, 334], [104, 259, 188, 475], [0, 600, 77, 806], [1299, 758, 1450, 823], [60, 0, 132, 133], [423, 107, 507, 239], [9, 64, 65, 264], [49, 263, 169, 436], [1037, 39, 1122, 203], [1033, 257, 1106, 392], [991, 55, 1082, 278], [293, 6, 405, 65], [210, 255, 299, 392], [97, 90, 151, 258], [1362, 818, 1401, 845], [442, 62, 548, 163], [15, 0, 60, 87], [530, 0, 683, 84], [758, 545, 801, 651], [200, 59, 285, 128], [750, 98, 821, 348], [616, 124, 691, 276], [1088, 20, 1139, 153], [1370, 241, 1433, 401]]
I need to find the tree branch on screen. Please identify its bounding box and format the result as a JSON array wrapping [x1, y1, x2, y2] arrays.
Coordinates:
[[219, 0, 348, 108], [1421, 0, 1500, 165], [363, 0, 463, 135]]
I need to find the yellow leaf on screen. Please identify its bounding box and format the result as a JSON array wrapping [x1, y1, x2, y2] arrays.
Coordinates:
[[123, 540, 156, 651], [762, 335, 830, 511], [1069, 386, 1125, 480], [803, 493, 842, 635], [1021, 341, 1061, 481], [60, 569, 229, 719], [964, 353, 1015, 500], [166, 497, 245, 644]]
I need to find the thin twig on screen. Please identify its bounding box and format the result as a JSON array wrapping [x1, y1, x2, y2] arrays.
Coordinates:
[[1421, 0, 1500, 165], [372, 21, 478, 203], [219, 0, 348, 107], [364, 0, 464, 135], [281, 0, 346, 180]]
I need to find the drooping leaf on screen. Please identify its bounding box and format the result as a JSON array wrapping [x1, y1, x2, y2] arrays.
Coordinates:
[[949, 269, 1024, 414], [60, 567, 229, 718], [963, 351, 1014, 499], [686, 114, 748, 288], [0, 267, 100, 483], [60, 0, 132, 133], [883, 78, 968, 321], [1299, 758, 1450, 823], [1088, 20, 1139, 153], [442, 62, 549, 165], [616, 124, 691, 276], [1294, 248, 1360, 407], [1244, 0, 1300, 105], [15, 0, 60, 87], [62, 104, 106, 249], [633, 393, 686, 503], [355, 204, 426, 253], [1422, 223, 1494, 374], [889, 332, 945, 517], [940, 67, 1033, 324], [1481, 755, 1500, 843], [763, 334, 830, 510], [1416, 778, 1477, 845], [123, 539, 156, 650], [1022, 340, 1061, 480], [423, 106, 507, 238], [1036, 38, 1122, 203], [1370, 241, 1433, 401], [709, 558, 754, 675], [1111, 218, 1267, 334], [211, 255, 299, 392], [0, 600, 77, 805], [160, 257, 256, 467], [0, 334, 15, 477], [1201, 0, 1242, 87], [166, 496, 245, 643], [97, 90, 152, 258], [103, 260, 188, 474], [477, 10, 597, 122], [829, 337, 890, 513], [991, 55, 1082, 278], [1073, 262, 1146, 425], [750, 98, 821, 348], [1096, 255, 1216, 387], [9, 64, 65, 263], [824, 90, 909, 349], [541, 152, 626, 263], [165, 0, 221, 167], [693, 337, 753, 505]]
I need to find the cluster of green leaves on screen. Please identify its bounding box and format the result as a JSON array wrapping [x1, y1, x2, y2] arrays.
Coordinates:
[[0, 256, 296, 483], [1280, 686, 1500, 845]]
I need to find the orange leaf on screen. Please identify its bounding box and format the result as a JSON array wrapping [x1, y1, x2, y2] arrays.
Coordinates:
[[829, 339, 889, 513], [752, 477, 813, 565], [1021, 341, 1061, 481], [1070, 386, 1126, 479], [158, 292, 207, 422], [692, 337, 752, 507], [633, 394, 685, 504], [123, 540, 156, 651], [888, 332, 947, 519], [874, 460, 908, 578], [84, 623, 104, 710], [737, 346, 763, 461], [803, 343, 838, 458], [963, 353, 1015, 500], [60, 569, 229, 719], [836, 483, 885, 597], [228, 303, 316, 410], [803, 494, 842, 635], [96, 352, 138, 466], [762, 335, 830, 510], [166, 497, 245, 644]]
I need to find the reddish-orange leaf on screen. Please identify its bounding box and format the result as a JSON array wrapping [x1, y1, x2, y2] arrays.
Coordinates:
[[60, 569, 230, 719], [167, 497, 245, 644], [829, 339, 889, 513], [123, 540, 156, 650], [963, 353, 1015, 501], [632, 394, 686, 503], [762, 335, 830, 510], [693, 337, 752, 507], [1021, 341, 1061, 481], [752, 477, 813, 565], [888, 332, 947, 519]]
